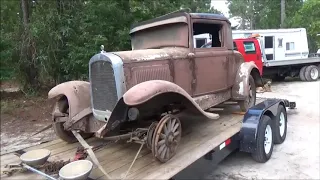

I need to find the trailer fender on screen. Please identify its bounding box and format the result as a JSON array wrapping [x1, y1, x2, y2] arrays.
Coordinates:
[[48, 81, 92, 123], [231, 61, 263, 101], [239, 99, 286, 153]]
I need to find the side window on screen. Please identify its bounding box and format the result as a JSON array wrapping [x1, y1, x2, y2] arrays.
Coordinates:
[[243, 41, 256, 54], [233, 42, 238, 51], [286, 42, 295, 50], [193, 22, 223, 48], [265, 36, 274, 48]]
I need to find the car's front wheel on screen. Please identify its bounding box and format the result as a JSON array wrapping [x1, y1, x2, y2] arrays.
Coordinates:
[[239, 75, 256, 112], [53, 99, 93, 143]]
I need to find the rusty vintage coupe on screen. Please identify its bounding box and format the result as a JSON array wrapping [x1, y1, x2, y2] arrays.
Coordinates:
[[48, 10, 263, 163]]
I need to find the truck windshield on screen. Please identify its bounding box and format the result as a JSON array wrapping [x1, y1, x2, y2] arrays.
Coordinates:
[[130, 23, 189, 50]]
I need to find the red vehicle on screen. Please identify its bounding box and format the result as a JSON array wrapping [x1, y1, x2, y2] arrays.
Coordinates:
[[233, 38, 263, 75], [202, 37, 263, 75]]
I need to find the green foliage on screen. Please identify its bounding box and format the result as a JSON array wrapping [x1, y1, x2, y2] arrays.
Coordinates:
[[227, 0, 303, 29], [228, 0, 318, 52], [0, 0, 20, 80], [288, 0, 320, 52]]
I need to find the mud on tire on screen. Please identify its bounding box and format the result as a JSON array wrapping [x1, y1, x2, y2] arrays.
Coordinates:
[[239, 75, 256, 112]]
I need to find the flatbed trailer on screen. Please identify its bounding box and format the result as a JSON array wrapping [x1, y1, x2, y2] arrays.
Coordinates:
[[0, 98, 296, 180], [263, 57, 320, 67]]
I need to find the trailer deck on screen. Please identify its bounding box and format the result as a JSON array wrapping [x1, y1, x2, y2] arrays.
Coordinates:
[[1, 104, 249, 180], [264, 57, 320, 67]]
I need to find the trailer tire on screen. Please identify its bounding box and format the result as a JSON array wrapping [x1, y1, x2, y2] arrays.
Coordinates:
[[305, 65, 319, 81], [299, 66, 307, 81], [252, 115, 274, 163], [273, 105, 287, 144]]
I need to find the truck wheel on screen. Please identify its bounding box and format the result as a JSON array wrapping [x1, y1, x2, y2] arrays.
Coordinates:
[[273, 105, 287, 144], [318, 65, 320, 79], [252, 115, 274, 163], [239, 75, 256, 112], [305, 65, 319, 81], [299, 66, 307, 81]]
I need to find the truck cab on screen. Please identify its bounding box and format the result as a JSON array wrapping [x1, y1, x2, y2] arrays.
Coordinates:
[[233, 37, 263, 75]]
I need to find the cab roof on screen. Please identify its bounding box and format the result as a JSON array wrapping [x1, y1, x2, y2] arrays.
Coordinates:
[[130, 9, 230, 34]]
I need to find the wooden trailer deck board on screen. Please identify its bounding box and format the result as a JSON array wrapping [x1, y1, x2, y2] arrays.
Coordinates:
[[1, 108, 246, 180]]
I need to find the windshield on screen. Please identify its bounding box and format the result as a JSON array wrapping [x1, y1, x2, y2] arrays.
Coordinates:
[[131, 23, 189, 50]]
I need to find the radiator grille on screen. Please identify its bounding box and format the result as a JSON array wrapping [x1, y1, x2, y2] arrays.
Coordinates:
[[90, 61, 118, 112]]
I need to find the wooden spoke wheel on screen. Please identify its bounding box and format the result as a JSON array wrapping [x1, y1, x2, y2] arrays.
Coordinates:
[[147, 122, 158, 150], [151, 114, 182, 163]]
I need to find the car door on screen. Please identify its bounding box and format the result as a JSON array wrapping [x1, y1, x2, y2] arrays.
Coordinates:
[[192, 20, 229, 96], [242, 40, 263, 75]]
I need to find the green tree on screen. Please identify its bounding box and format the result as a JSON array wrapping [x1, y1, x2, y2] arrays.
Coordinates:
[[288, 0, 320, 52], [0, 0, 20, 80], [227, 0, 303, 29]]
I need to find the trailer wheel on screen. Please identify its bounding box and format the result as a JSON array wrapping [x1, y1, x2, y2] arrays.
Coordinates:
[[305, 65, 319, 81], [299, 66, 307, 81], [273, 105, 287, 144], [252, 115, 274, 163], [239, 75, 256, 112]]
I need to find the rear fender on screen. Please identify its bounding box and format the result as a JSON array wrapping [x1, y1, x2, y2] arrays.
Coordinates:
[[48, 81, 92, 122], [232, 61, 263, 100]]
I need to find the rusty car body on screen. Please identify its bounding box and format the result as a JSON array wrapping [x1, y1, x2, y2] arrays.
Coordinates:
[[48, 9, 263, 163]]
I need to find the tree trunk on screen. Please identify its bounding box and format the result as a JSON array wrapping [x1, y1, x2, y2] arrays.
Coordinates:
[[21, 0, 29, 26], [241, 15, 246, 30], [280, 0, 285, 28], [20, 0, 38, 88]]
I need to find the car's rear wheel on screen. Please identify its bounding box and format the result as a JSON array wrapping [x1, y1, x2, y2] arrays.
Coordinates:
[[239, 75, 256, 112]]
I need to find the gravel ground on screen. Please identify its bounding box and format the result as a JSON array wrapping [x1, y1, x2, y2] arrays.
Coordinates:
[[206, 79, 320, 179]]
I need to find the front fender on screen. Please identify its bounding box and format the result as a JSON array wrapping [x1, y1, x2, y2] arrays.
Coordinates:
[[123, 80, 219, 120], [48, 80, 91, 120], [231, 61, 262, 100], [97, 80, 220, 137]]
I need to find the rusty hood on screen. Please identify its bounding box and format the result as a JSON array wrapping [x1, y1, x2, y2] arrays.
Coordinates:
[[112, 47, 190, 63]]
